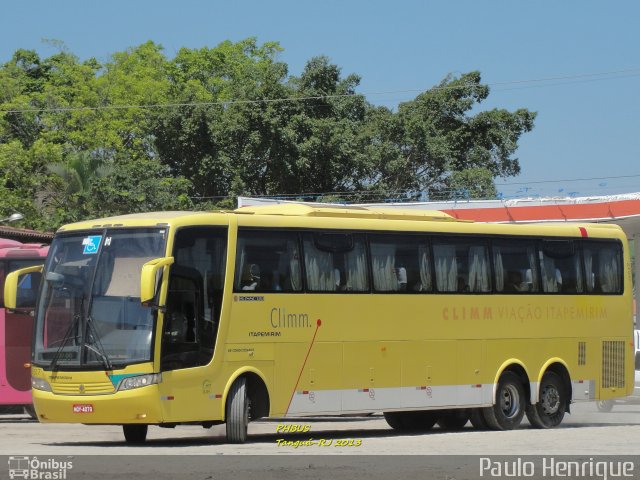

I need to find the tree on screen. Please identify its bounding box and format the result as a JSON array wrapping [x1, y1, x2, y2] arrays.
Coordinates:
[[443, 167, 498, 200], [40, 151, 111, 224], [0, 40, 536, 230], [363, 72, 536, 200]]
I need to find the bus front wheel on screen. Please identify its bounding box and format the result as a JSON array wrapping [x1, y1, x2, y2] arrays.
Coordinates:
[[123, 424, 148, 444], [23, 405, 37, 420], [482, 371, 525, 430], [226, 377, 250, 443], [526, 371, 566, 428]]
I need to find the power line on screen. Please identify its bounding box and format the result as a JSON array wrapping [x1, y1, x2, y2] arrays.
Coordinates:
[[188, 173, 640, 201], [497, 173, 640, 186], [1, 67, 639, 114]]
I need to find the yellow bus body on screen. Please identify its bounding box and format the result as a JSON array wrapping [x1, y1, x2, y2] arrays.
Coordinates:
[[29, 206, 634, 428]]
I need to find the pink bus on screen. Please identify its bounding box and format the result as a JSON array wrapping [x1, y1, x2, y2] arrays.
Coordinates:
[[0, 239, 48, 417]]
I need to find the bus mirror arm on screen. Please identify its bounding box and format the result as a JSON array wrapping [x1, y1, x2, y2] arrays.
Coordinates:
[[141, 301, 167, 313], [4, 265, 44, 310], [140, 257, 174, 305]]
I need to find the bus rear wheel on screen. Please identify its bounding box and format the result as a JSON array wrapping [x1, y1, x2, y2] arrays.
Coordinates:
[[226, 377, 250, 443], [482, 371, 525, 430], [526, 371, 566, 428], [123, 424, 148, 444], [469, 408, 490, 430], [383, 411, 438, 431], [437, 409, 469, 430]]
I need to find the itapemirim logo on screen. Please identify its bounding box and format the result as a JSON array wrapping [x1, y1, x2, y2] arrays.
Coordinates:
[[8, 456, 73, 479]]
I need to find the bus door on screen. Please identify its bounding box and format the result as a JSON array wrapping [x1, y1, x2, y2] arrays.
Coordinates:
[[158, 227, 227, 422]]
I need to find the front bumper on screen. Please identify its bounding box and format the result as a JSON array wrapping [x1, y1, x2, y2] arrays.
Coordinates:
[[32, 385, 163, 424]]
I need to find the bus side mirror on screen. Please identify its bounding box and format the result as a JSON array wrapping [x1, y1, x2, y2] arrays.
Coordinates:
[[140, 257, 174, 305], [4, 265, 44, 311]]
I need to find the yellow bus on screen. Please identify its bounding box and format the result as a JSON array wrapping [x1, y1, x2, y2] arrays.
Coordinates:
[[4, 204, 634, 443]]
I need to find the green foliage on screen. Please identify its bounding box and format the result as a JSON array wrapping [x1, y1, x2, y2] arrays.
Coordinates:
[[0, 39, 535, 231], [443, 167, 498, 200]]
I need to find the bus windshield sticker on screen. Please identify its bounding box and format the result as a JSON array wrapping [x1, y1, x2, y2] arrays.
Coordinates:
[[82, 235, 102, 255]]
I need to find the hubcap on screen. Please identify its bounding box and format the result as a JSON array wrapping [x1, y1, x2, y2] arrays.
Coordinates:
[[540, 384, 560, 415], [500, 384, 520, 419]]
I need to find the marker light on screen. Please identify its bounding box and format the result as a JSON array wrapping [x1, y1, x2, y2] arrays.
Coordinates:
[[117, 374, 162, 391]]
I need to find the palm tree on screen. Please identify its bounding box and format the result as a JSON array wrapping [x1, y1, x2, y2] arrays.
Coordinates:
[[37, 151, 112, 220]]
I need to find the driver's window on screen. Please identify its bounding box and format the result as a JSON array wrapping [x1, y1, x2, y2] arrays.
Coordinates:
[[161, 227, 227, 371]]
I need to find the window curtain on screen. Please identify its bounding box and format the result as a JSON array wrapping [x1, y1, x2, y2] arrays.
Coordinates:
[[574, 254, 584, 293], [599, 249, 620, 293], [371, 242, 398, 291], [418, 245, 432, 291], [526, 247, 539, 292], [303, 239, 335, 291], [541, 256, 558, 293], [433, 245, 457, 292], [288, 240, 302, 291], [468, 246, 489, 292], [345, 241, 368, 291], [584, 249, 595, 292], [493, 248, 504, 292]]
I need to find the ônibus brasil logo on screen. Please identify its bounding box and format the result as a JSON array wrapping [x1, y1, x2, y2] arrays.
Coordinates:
[[8, 456, 73, 479]]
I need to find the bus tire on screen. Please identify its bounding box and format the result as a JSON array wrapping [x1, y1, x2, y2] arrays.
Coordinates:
[[383, 411, 438, 431], [596, 400, 614, 413], [469, 408, 490, 430], [123, 424, 148, 444], [437, 409, 469, 430], [23, 405, 37, 420], [226, 377, 250, 443], [526, 371, 566, 428], [482, 371, 525, 430]]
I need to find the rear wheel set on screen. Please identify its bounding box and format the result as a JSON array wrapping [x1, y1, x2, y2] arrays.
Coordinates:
[[526, 371, 566, 428]]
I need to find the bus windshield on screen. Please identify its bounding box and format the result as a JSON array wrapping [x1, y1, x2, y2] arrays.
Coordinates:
[[33, 228, 167, 369]]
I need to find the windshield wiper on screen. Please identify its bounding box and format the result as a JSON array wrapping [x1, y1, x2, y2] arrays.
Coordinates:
[[84, 315, 113, 371], [50, 311, 82, 372]]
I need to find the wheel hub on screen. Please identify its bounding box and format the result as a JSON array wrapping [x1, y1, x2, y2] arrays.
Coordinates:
[[500, 384, 520, 419], [540, 385, 560, 414]]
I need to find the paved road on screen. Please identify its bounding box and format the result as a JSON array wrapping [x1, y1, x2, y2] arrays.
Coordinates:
[[1, 401, 640, 456]]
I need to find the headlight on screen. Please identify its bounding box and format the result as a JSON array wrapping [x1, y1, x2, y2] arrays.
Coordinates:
[[32, 377, 52, 392], [117, 373, 161, 391]]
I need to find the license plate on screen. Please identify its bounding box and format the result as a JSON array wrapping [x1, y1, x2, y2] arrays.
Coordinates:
[[72, 404, 93, 413]]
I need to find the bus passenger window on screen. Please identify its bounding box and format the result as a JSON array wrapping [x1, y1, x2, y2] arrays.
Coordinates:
[[235, 231, 302, 293], [540, 240, 581, 294], [493, 240, 539, 293], [583, 241, 622, 294], [303, 232, 368, 292], [433, 240, 489, 293]]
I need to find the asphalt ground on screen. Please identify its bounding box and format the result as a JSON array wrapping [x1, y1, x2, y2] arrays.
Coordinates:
[[2, 401, 640, 480]]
